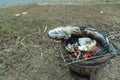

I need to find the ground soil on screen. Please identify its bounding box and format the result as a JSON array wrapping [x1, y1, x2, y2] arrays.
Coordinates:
[[0, 4, 120, 80]]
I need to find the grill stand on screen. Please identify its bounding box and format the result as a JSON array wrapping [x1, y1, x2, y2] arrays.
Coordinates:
[[59, 27, 116, 80], [60, 40, 115, 80], [69, 62, 108, 80]]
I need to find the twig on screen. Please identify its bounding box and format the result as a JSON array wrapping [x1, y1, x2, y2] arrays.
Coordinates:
[[3, 43, 7, 48], [20, 42, 26, 47], [54, 45, 57, 50], [43, 26, 48, 33], [108, 33, 120, 38], [39, 27, 41, 34], [40, 48, 43, 59], [58, 71, 69, 80], [27, 32, 38, 37], [109, 31, 120, 34], [42, 36, 46, 41], [15, 36, 20, 45], [20, 36, 26, 42]]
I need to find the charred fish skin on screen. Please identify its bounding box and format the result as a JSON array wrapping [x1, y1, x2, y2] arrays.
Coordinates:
[[48, 26, 81, 40], [48, 27, 65, 39], [63, 26, 81, 35], [48, 30, 67, 40], [84, 28, 106, 45], [99, 31, 110, 46]]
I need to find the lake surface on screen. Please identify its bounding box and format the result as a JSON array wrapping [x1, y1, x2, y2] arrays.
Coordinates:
[[0, 0, 90, 6]]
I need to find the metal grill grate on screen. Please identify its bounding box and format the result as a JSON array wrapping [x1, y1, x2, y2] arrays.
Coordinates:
[[60, 28, 115, 66]]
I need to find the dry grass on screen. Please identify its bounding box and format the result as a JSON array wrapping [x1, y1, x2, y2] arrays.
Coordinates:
[[0, 4, 120, 80]]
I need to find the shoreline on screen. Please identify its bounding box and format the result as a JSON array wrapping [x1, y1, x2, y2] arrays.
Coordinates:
[[0, 1, 120, 8], [0, 2, 120, 8]]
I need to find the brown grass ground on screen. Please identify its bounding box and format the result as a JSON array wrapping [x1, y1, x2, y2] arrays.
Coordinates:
[[0, 4, 120, 80]]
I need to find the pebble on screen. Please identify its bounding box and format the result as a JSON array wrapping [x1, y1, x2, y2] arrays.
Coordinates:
[[15, 13, 21, 17], [22, 12, 28, 15], [100, 11, 104, 14]]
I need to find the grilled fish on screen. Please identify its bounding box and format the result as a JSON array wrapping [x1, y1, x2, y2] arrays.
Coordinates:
[[48, 26, 81, 40], [78, 40, 97, 51], [85, 29, 105, 44]]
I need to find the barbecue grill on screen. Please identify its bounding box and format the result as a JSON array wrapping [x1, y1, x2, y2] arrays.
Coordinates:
[[60, 27, 116, 80]]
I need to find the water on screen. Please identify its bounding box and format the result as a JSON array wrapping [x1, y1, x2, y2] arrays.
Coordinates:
[[0, 0, 90, 6]]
